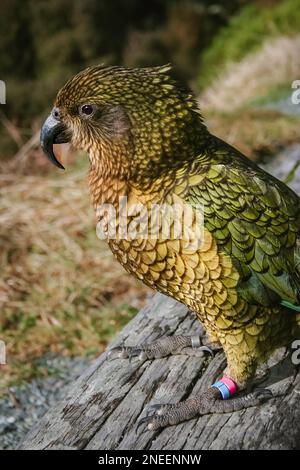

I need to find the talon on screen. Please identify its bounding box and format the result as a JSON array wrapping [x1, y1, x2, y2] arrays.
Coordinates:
[[107, 345, 151, 363], [128, 348, 148, 362], [146, 404, 165, 416], [126, 348, 139, 358], [136, 416, 152, 434], [107, 342, 139, 361], [106, 347, 124, 361], [128, 354, 135, 366], [106, 350, 113, 361], [198, 345, 214, 356]]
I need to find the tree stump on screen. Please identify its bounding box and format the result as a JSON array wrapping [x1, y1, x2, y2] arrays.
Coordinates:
[[19, 293, 300, 450]]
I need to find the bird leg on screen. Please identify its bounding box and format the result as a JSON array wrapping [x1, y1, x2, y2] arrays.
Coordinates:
[[137, 383, 272, 432], [107, 334, 220, 361]]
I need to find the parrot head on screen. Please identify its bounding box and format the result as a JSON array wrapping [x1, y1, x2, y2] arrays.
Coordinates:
[[40, 65, 206, 175]]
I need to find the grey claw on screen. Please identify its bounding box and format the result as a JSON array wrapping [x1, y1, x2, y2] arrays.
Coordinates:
[[106, 351, 112, 361], [136, 416, 152, 434], [146, 404, 165, 417], [106, 348, 121, 361], [128, 354, 135, 366], [106, 343, 128, 361], [108, 345, 150, 364], [128, 351, 144, 365], [128, 348, 148, 362], [198, 346, 214, 356]]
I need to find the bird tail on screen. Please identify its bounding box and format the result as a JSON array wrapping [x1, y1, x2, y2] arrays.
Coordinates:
[[281, 300, 300, 312]]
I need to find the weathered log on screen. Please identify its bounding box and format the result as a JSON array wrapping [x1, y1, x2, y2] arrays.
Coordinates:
[[19, 292, 300, 450]]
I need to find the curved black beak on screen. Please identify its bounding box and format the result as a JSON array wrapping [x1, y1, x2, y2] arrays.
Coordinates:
[[40, 111, 71, 170]]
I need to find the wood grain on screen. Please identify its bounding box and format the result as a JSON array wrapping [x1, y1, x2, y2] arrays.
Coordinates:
[[19, 293, 300, 450]]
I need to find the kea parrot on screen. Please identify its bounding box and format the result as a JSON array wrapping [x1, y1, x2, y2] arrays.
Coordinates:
[[40, 65, 300, 430]]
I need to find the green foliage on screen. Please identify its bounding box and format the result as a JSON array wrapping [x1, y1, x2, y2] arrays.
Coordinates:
[[0, 0, 247, 158], [198, 0, 300, 89]]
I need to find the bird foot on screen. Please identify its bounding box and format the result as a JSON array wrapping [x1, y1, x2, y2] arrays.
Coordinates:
[[136, 386, 272, 431], [107, 334, 217, 362]]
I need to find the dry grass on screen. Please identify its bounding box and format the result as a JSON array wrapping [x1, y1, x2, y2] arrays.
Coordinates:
[[204, 108, 300, 160], [198, 35, 300, 159], [2, 33, 300, 394], [1, 107, 300, 395], [0, 153, 150, 395], [199, 35, 300, 112]]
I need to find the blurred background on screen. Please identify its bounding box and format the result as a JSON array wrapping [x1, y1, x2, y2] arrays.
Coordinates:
[[1, 0, 300, 447]]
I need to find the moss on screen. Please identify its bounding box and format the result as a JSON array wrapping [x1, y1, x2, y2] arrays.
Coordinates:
[[198, 0, 300, 89]]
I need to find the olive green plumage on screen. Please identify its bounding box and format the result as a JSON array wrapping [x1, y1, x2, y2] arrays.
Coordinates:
[[187, 143, 300, 308], [45, 65, 300, 388]]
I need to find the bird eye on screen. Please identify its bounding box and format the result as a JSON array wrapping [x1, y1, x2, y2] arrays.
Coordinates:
[[79, 104, 95, 118]]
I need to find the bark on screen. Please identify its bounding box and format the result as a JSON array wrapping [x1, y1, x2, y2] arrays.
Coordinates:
[[19, 293, 300, 450]]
